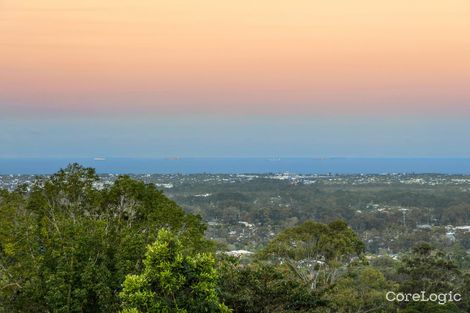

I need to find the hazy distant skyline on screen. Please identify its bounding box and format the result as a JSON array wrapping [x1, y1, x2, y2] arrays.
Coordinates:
[[1, 1, 469, 157]]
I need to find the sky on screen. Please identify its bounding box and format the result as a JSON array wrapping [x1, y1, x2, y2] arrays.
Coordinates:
[[1, 0, 469, 157]]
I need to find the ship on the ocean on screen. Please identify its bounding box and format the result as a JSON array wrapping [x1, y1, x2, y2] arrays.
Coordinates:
[[165, 156, 181, 160]]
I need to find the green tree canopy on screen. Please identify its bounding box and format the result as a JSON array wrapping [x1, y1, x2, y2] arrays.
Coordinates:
[[398, 243, 463, 294], [320, 266, 397, 313], [397, 243, 469, 312], [261, 220, 365, 290], [218, 257, 320, 313], [119, 228, 229, 313], [0, 164, 211, 312]]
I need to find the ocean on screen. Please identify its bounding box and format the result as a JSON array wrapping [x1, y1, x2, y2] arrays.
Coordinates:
[[1, 157, 470, 175]]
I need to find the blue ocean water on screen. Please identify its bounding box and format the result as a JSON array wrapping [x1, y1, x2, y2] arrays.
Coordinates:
[[0, 158, 470, 175]]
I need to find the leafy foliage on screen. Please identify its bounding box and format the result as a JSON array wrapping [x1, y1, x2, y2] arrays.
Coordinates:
[[0, 164, 210, 312], [261, 220, 365, 290], [320, 266, 397, 313], [119, 229, 229, 313], [398, 243, 463, 294], [1, 166, 469, 312], [218, 257, 320, 313]]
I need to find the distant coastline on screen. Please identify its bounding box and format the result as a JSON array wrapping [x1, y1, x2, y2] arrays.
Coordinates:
[[1, 157, 470, 175]]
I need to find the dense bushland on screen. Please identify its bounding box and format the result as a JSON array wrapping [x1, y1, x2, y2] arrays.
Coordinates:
[[1, 165, 469, 312]]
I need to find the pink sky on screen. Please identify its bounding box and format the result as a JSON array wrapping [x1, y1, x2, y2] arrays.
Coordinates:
[[1, 0, 469, 116]]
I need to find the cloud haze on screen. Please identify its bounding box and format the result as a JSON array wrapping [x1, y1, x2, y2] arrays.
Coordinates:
[[1, 116, 469, 158]]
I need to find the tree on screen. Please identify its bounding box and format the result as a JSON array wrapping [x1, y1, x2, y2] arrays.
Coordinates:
[[261, 220, 365, 291], [0, 164, 211, 312], [218, 257, 319, 313], [398, 243, 462, 294], [119, 229, 229, 313], [397, 243, 468, 312], [320, 266, 397, 313]]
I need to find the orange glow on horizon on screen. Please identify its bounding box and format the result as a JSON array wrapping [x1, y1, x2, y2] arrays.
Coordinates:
[[1, 0, 469, 115]]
